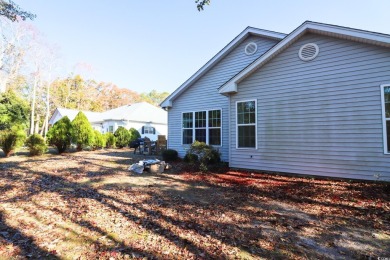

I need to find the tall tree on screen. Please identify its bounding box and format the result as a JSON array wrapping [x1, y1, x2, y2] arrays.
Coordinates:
[[140, 89, 170, 106], [0, 17, 33, 93], [0, 0, 35, 21], [195, 0, 210, 11], [0, 90, 29, 130]]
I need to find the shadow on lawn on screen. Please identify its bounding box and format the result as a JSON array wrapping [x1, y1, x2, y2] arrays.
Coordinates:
[[0, 153, 389, 258], [0, 211, 59, 259]]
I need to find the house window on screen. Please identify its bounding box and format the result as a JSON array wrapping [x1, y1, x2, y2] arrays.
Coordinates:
[[236, 100, 256, 148], [182, 112, 193, 144], [143, 126, 154, 134], [209, 110, 221, 145], [381, 84, 390, 154], [195, 111, 206, 142], [182, 110, 221, 146], [109, 126, 114, 133]]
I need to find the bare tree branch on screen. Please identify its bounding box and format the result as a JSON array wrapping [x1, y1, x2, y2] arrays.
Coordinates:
[[0, 0, 35, 22], [195, 0, 211, 11]]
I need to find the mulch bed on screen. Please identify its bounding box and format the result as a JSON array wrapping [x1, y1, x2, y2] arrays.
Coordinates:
[[0, 149, 389, 259]]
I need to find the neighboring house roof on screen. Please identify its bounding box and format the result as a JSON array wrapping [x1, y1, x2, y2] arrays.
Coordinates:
[[49, 102, 167, 126], [49, 107, 102, 124], [219, 21, 390, 95], [160, 27, 286, 108], [101, 102, 167, 124]]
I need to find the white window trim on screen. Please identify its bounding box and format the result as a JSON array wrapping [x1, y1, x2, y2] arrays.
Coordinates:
[[380, 84, 390, 155], [181, 109, 222, 146], [108, 125, 114, 133], [182, 112, 193, 145], [236, 99, 257, 149], [144, 125, 154, 134]]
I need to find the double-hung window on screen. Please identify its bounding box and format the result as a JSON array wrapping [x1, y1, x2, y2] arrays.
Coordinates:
[[195, 111, 207, 142], [236, 100, 257, 148], [143, 126, 155, 134], [182, 110, 221, 146], [381, 84, 390, 154], [208, 110, 221, 146], [182, 112, 193, 145]]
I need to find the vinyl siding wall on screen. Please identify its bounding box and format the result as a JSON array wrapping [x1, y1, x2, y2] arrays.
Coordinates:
[[168, 35, 279, 161], [230, 33, 390, 181]]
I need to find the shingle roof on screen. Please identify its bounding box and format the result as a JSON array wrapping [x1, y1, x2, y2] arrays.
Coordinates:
[[51, 102, 167, 125], [101, 102, 167, 124]]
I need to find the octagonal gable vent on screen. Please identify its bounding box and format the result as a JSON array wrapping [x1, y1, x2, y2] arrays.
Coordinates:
[[299, 43, 319, 61], [244, 42, 257, 56]]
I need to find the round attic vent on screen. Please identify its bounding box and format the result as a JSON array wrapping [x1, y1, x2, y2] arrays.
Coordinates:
[[299, 43, 319, 61], [245, 42, 257, 55]]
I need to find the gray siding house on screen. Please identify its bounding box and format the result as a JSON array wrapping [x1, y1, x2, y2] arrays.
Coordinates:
[[161, 21, 390, 181]]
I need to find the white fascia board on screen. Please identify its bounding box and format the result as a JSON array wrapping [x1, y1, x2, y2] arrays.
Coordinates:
[[219, 21, 390, 95], [219, 82, 238, 96], [160, 27, 286, 108], [160, 99, 172, 108], [308, 22, 390, 47], [247, 27, 287, 40]]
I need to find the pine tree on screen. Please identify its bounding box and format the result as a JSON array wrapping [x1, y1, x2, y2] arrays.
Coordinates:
[[71, 112, 94, 151], [114, 126, 131, 148], [47, 116, 72, 153]]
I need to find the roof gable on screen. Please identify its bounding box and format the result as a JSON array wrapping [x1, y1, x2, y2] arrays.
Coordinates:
[[219, 21, 390, 95], [160, 27, 286, 108]]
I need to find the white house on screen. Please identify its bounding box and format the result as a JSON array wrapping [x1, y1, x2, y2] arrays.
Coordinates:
[[49, 102, 167, 140], [161, 21, 390, 181]]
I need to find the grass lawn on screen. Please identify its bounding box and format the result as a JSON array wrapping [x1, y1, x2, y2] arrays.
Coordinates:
[[0, 149, 389, 259]]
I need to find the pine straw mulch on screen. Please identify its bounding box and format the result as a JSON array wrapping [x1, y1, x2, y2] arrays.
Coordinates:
[[0, 149, 389, 259]]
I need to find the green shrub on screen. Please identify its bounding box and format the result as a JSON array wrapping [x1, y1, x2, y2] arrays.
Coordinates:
[[184, 153, 198, 163], [47, 116, 73, 154], [105, 132, 116, 148], [71, 112, 95, 151], [0, 90, 30, 131], [93, 130, 106, 149], [0, 125, 26, 157], [114, 126, 131, 148], [185, 141, 221, 172], [26, 133, 47, 156], [162, 149, 178, 161], [129, 127, 141, 142]]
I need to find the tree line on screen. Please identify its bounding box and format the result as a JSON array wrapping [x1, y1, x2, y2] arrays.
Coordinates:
[[0, 107, 142, 157], [0, 16, 169, 142]]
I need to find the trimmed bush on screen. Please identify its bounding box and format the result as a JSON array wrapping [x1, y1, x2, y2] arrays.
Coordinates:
[[26, 133, 47, 156], [47, 116, 73, 154], [0, 125, 26, 157], [129, 127, 141, 142], [184, 141, 221, 172], [162, 149, 178, 162], [71, 112, 95, 151], [93, 130, 106, 149], [105, 132, 116, 148], [114, 126, 131, 148]]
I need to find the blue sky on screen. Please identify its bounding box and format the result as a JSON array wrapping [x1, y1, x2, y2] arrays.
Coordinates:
[[20, 0, 390, 94]]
